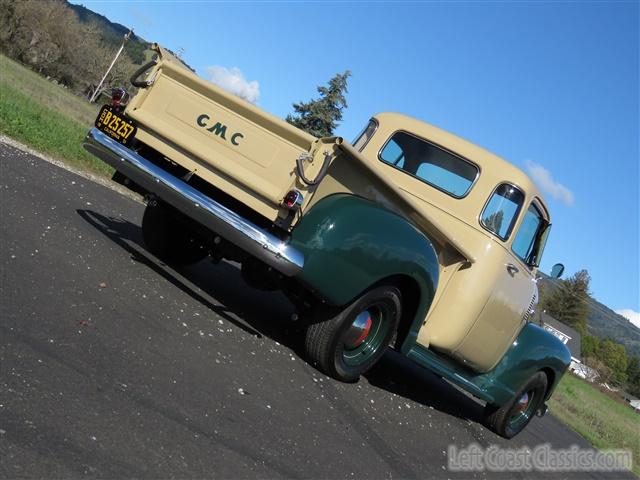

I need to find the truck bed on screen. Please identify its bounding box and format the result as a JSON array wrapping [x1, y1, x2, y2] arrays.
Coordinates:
[[126, 45, 322, 225]]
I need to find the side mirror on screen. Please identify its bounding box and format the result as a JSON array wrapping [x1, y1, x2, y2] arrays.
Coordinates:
[[550, 263, 565, 279]]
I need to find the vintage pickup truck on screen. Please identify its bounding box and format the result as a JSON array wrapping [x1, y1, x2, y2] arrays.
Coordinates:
[[83, 44, 571, 438]]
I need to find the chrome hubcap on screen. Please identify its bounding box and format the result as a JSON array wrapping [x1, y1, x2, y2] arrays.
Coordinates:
[[344, 311, 373, 349], [514, 391, 530, 416], [508, 390, 535, 431]]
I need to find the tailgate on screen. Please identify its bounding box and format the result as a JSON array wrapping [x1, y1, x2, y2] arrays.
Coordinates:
[[126, 46, 318, 221]]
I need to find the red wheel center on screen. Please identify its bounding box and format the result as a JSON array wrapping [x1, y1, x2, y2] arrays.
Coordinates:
[[352, 316, 373, 347], [514, 392, 530, 415]]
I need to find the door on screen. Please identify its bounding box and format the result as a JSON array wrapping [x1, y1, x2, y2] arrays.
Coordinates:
[[453, 185, 545, 372]]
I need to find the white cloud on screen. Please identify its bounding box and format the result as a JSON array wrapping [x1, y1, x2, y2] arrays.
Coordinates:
[[524, 160, 575, 207], [206, 66, 260, 103], [616, 309, 640, 329]]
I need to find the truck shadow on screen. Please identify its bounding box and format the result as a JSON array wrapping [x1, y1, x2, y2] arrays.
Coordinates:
[[365, 351, 485, 423], [77, 208, 485, 425]]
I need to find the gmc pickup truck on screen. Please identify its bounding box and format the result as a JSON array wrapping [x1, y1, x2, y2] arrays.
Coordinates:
[[83, 44, 570, 438]]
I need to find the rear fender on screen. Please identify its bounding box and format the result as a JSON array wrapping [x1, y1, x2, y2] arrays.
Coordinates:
[[290, 194, 439, 349]]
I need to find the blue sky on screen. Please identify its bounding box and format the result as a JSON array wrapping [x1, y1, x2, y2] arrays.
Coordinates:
[[74, 1, 639, 326]]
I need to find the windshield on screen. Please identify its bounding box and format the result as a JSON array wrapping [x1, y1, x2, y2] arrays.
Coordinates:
[[379, 131, 479, 198]]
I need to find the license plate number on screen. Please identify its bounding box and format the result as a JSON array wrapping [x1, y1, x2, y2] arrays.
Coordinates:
[[95, 106, 137, 145]]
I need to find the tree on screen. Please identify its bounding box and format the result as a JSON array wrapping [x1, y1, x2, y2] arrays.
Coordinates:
[[286, 70, 351, 138], [0, 0, 140, 93], [626, 356, 640, 397], [581, 335, 601, 358], [540, 269, 591, 335], [483, 211, 504, 235], [598, 339, 628, 386]]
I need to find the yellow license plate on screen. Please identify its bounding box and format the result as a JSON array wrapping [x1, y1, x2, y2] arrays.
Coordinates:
[[95, 106, 137, 145]]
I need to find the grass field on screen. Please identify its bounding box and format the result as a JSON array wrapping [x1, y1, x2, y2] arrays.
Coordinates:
[[0, 55, 112, 177], [549, 373, 639, 475]]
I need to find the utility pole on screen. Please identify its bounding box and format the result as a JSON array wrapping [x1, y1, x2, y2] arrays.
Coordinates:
[[89, 29, 133, 103]]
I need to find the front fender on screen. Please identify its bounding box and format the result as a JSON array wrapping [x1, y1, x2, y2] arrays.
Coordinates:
[[290, 194, 439, 346], [407, 322, 571, 405], [473, 322, 571, 404]]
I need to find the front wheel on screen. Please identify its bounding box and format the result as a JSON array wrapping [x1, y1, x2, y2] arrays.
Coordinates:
[[304, 286, 401, 382], [483, 371, 548, 438]]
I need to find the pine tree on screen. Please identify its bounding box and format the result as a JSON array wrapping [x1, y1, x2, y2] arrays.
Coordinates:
[[286, 71, 351, 138], [540, 269, 591, 335], [484, 211, 504, 235], [581, 334, 601, 358], [599, 339, 628, 385]]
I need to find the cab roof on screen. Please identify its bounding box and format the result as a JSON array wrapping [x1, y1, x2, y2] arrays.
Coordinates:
[[372, 112, 547, 215]]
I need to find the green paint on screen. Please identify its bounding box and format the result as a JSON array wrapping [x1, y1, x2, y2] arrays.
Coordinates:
[[207, 122, 227, 139], [196, 113, 245, 145], [291, 193, 438, 350], [291, 193, 570, 406], [196, 113, 209, 127], [408, 323, 571, 405], [231, 132, 244, 145]]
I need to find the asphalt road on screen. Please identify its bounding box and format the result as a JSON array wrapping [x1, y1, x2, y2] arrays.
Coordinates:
[[0, 142, 634, 479]]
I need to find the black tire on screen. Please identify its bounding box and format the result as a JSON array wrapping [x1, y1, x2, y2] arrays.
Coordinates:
[[141, 202, 207, 266], [305, 286, 401, 382], [483, 371, 548, 438]]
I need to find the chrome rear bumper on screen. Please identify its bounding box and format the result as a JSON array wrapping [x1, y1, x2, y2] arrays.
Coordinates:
[[83, 128, 304, 276]]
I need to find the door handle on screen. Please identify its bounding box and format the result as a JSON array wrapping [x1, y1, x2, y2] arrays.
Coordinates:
[[506, 263, 519, 276]]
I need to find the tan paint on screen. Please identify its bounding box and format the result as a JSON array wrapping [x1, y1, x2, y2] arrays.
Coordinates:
[[305, 116, 547, 372], [124, 47, 551, 373], [126, 44, 322, 225]]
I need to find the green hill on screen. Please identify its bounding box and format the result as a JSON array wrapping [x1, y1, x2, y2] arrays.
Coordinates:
[[67, 2, 149, 64], [68, 2, 195, 72], [585, 298, 640, 358], [539, 274, 640, 357]]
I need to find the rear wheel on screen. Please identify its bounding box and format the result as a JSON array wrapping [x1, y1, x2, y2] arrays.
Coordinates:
[[141, 202, 207, 266], [305, 286, 401, 382], [483, 371, 547, 438]]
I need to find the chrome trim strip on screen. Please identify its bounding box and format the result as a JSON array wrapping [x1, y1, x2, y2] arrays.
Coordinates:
[[83, 128, 304, 276]]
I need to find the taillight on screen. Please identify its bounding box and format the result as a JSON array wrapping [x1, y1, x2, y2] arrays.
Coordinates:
[[111, 87, 129, 107], [282, 190, 303, 209]]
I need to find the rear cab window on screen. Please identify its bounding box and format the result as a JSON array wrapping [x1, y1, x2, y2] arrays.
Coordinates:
[[379, 131, 479, 198]]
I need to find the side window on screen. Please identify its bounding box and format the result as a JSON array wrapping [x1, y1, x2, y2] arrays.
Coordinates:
[[379, 131, 478, 197], [480, 184, 524, 240], [512, 204, 542, 261], [512, 203, 550, 266]]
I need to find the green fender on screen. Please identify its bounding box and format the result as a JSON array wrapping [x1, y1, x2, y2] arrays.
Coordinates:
[[480, 322, 572, 403], [290, 193, 439, 347], [408, 322, 572, 405]]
